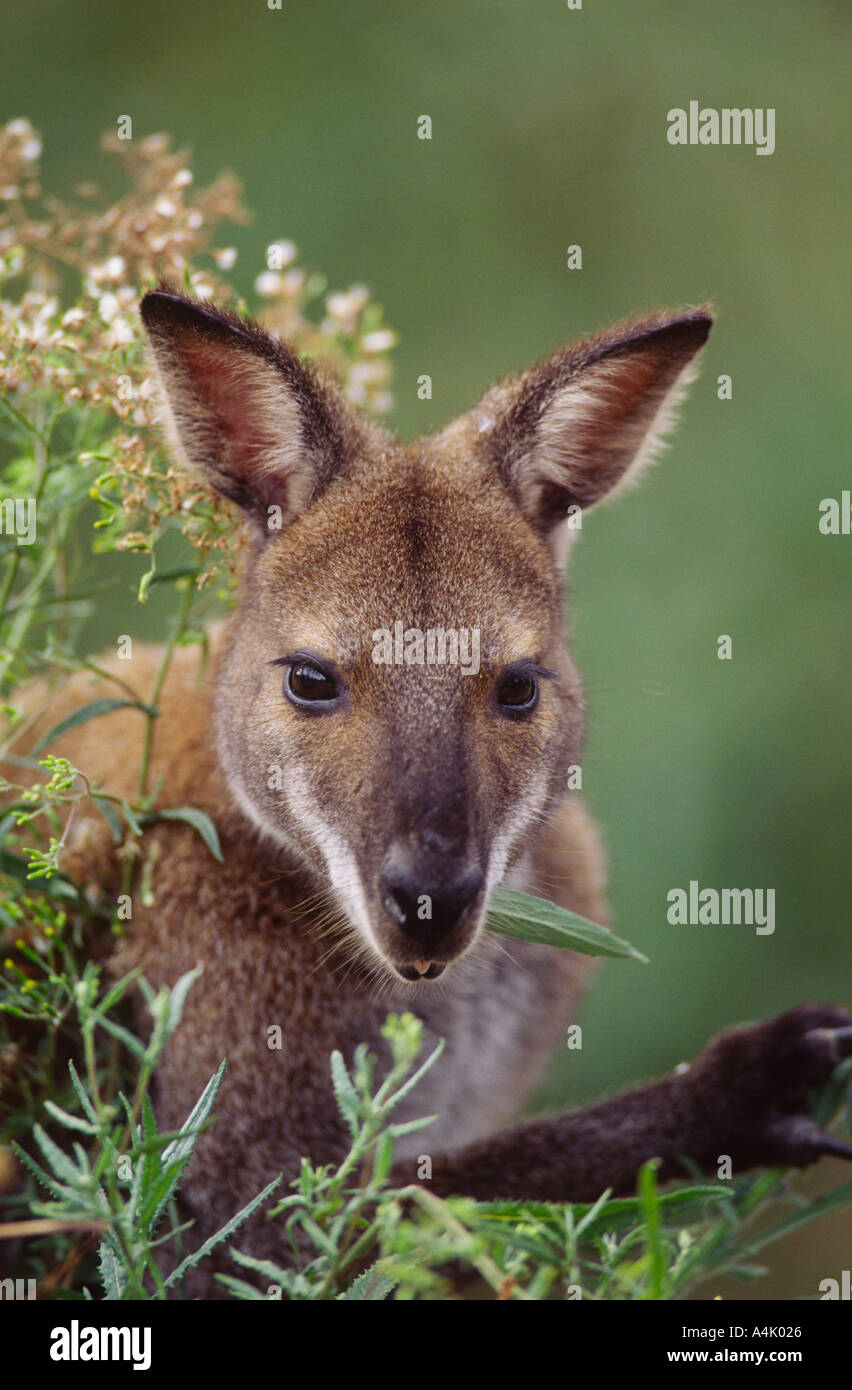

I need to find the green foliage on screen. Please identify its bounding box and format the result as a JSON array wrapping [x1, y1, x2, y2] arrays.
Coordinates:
[[3, 948, 852, 1299], [220, 1015, 852, 1301], [7, 958, 282, 1299]]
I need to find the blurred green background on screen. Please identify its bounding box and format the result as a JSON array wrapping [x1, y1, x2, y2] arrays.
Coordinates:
[[3, 0, 849, 1296]]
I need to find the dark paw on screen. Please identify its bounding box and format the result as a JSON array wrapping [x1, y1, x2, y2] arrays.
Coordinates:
[[687, 1005, 852, 1169]]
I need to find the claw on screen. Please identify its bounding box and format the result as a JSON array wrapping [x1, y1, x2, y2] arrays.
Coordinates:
[[807, 1024, 852, 1062], [809, 1133, 852, 1162], [830, 1025, 852, 1056], [765, 1114, 852, 1164]]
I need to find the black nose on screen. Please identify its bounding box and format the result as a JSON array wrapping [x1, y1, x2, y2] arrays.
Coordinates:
[[380, 841, 484, 940]]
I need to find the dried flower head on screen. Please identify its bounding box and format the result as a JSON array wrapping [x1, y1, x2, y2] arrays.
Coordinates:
[[0, 122, 396, 590]]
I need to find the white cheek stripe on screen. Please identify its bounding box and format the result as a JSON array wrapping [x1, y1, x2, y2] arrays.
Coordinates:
[[215, 695, 385, 958], [281, 764, 384, 959], [485, 782, 548, 900], [225, 753, 385, 962]]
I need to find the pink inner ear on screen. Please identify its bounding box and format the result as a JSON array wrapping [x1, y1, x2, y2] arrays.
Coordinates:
[[180, 335, 305, 507], [525, 335, 704, 517], [577, 348, 682, 442]]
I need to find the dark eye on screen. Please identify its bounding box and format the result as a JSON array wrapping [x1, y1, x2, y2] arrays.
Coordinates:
[[285, 661, 339, 707], [496, 671, 538, 714]]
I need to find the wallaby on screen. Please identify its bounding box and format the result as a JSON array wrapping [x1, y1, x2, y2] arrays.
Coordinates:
[[15, 289, 851, 1296]]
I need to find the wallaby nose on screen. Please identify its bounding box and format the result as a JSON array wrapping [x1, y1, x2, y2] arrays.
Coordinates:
[[380, 842, 484, 941]]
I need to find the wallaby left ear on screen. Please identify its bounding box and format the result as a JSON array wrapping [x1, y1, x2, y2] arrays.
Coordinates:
[[139, 286, 364, 540], [478, 308, 712, 535]]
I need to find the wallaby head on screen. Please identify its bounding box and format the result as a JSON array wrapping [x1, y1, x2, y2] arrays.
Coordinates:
[[140, 289, 711, 984]]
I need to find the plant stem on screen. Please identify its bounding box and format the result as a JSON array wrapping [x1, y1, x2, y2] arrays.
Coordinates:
[[0, 407, 53, 689], [138, 578, 194, 799]]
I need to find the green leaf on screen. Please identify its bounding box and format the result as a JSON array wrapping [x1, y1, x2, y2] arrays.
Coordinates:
[[467, 1214, 563, 1264], [162, 1070, 228, 1167], [142, 1061, 227, 1234], [123, 1097, 165, 1234], [43, 1099, 99, 1135], [727, 1264, 769, 1282], [296, 1214, 338, 1258], [144, 807, 224, 863], [11, 1140, 73, 1203], [67, 1059, 99, 1126], [163, 1176, 282, 1291], [98, 1235, 126, 1300], [340, 1261, 400, 1300], [163, 965, 203, 1039], [120, 801, 143, 836], [29, 699, 156, 755], [329, 1050, 361, 1138], [91, 794, 124, 844], [572, 1187, 616, 1240], [93, 1014, 148, 1059], [144, 564, 201, 589], [638, 1159, 666, 1299], [94, 969, 140, 1018], [373, 1131, 395, 1183], [387, 1114, 438, 1139], [486, 888, 648, 963], [380, 1038, 445, 1113], [226, 1248, 291, 1285], [731, 1180, 852, 1262], [813, 1056, 852, 1130], [33, 1123, 88, 1187], [474, 1185, 730, 1236], [214, 1275, 270, 1300]]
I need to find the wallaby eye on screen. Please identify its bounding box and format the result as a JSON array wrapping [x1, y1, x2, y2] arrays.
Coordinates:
[[285, 661, 339, 707], [496, 671, 538, 714]]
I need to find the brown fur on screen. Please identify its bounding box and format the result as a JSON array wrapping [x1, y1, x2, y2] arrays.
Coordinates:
[[7, 292, 850, 1297]]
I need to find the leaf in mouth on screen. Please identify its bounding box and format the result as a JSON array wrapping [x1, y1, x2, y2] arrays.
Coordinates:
[[486, 887, 648, 963]]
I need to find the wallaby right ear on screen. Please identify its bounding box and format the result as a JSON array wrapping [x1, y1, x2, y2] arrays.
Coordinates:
[[140, 288, 359, 538], [471, 308, 713, 545]]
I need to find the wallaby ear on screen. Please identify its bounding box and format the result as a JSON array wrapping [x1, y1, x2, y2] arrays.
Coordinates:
[[477, 308, 712, 539], [140, 287, 359, 538]]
